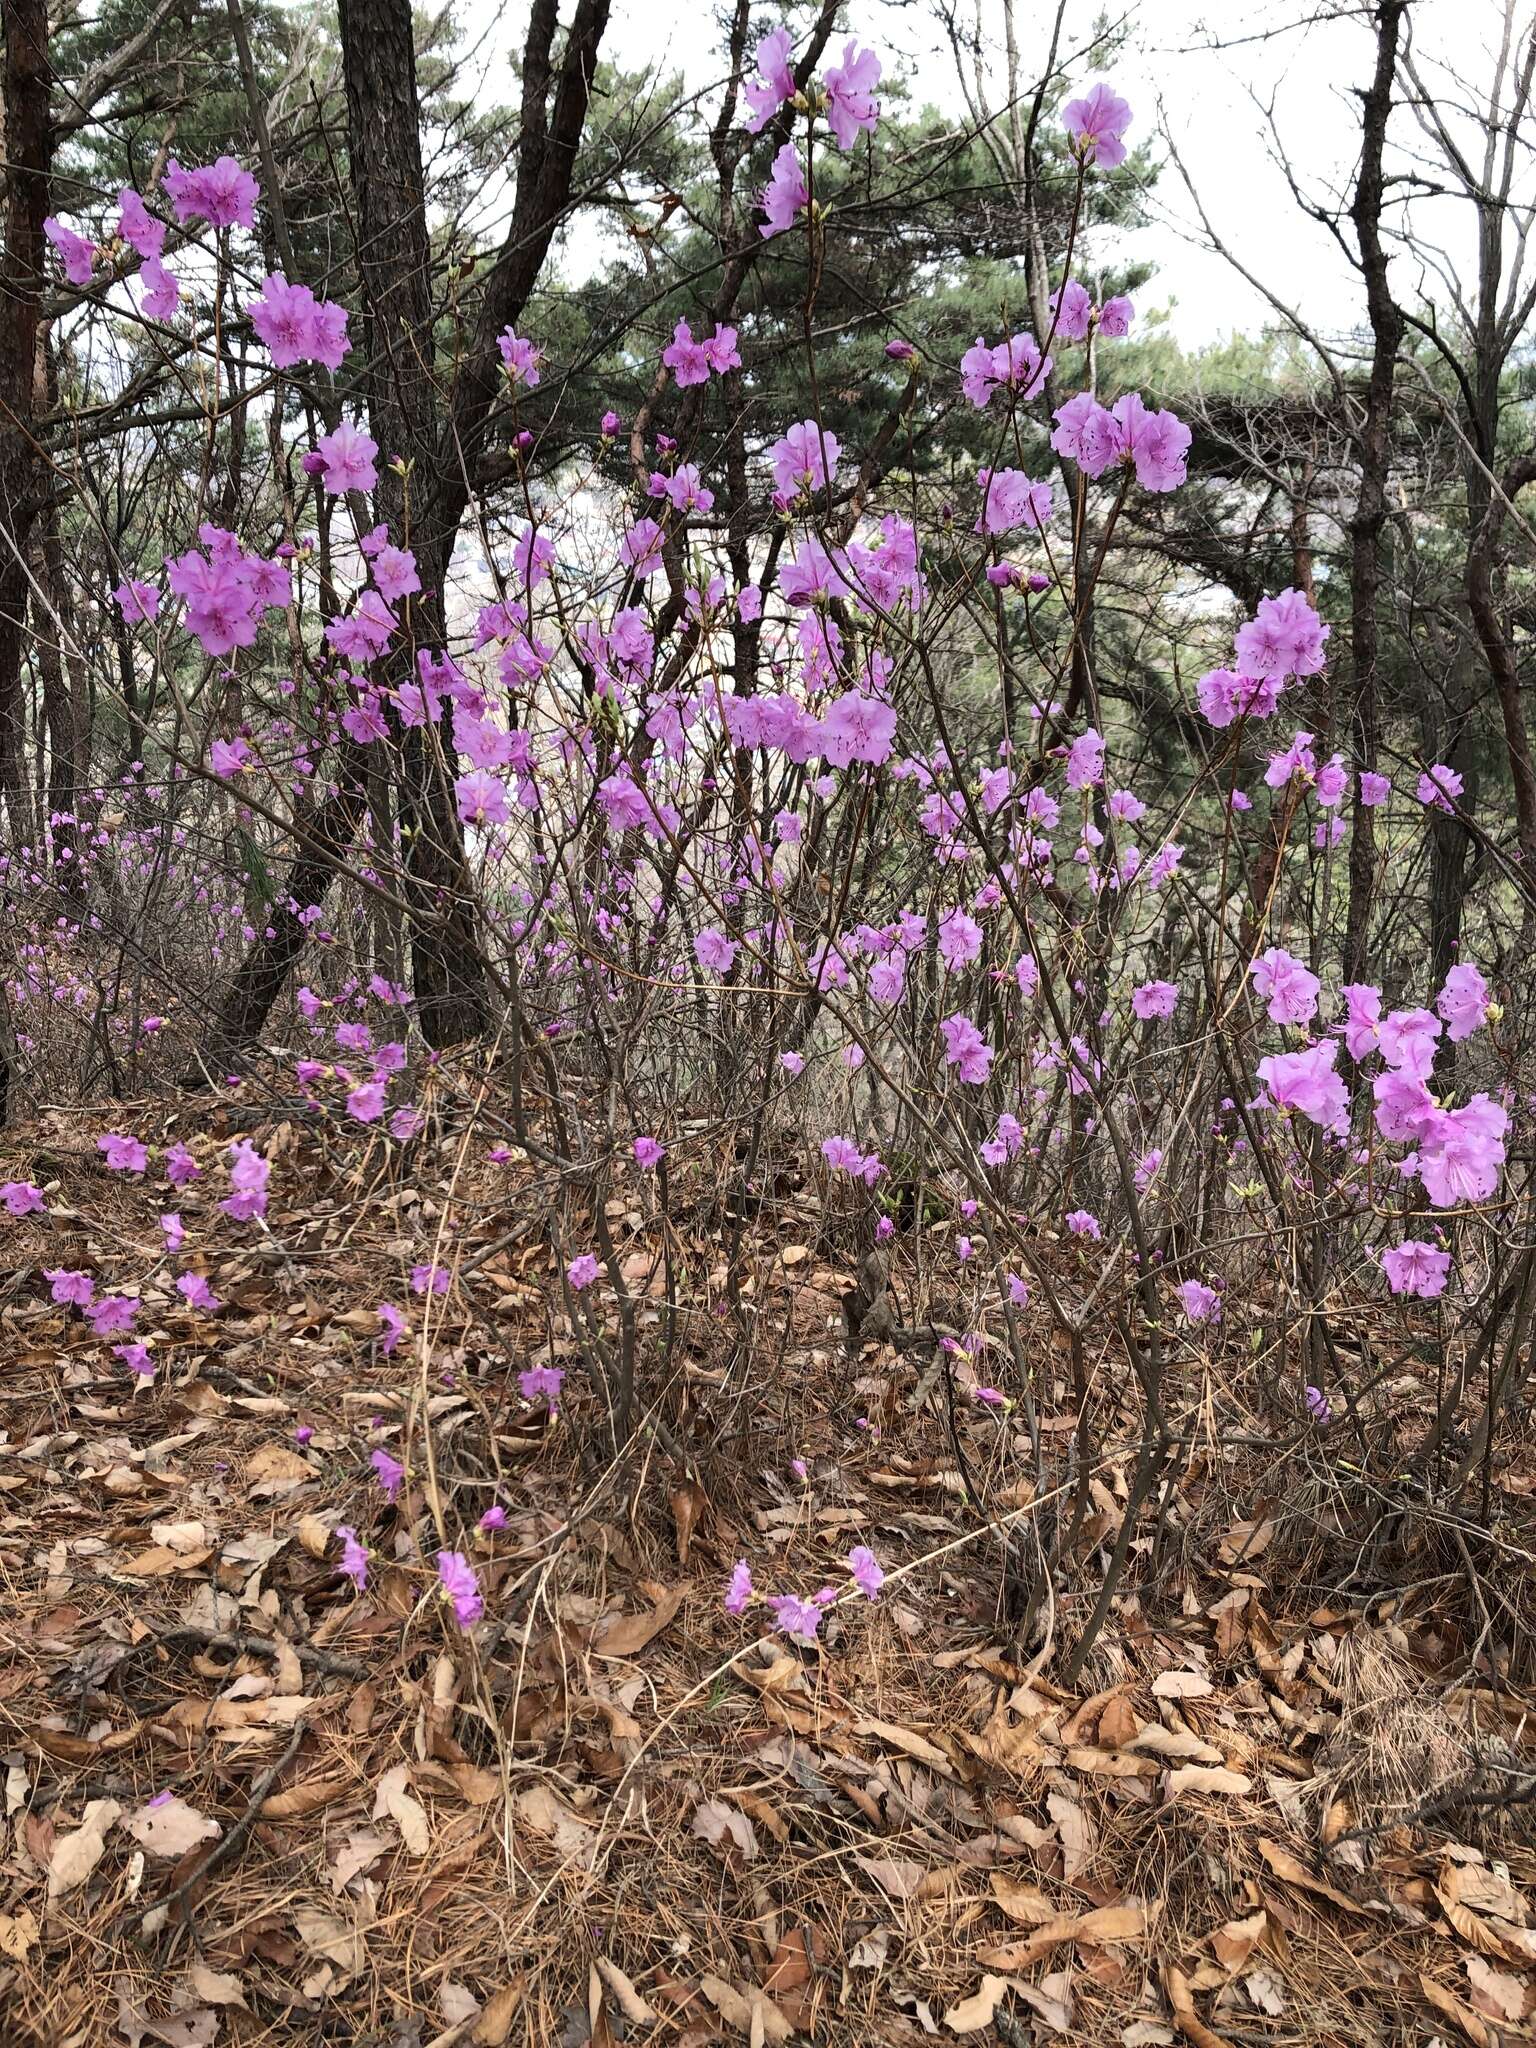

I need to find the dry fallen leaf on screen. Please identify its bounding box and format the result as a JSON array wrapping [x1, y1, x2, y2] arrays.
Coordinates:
[[471, 1978, 525, 2045], [264, 1772, 351, 1820], [46, 1797, 122, 1899], [0, 1907, 38, 1960], [854, 1853, 928, 1900], [591, 1586, 684, 1659], [330, 1828, 388, 1894], [699, 1971, 792, 2041], [1463, 1952, 1530, 2024], [595, 1958, 657, 2024], [981, 1900, 1154, 1968], [293, 1905, 366, 1979], [1257, 1838, 1374, 1916], [1162, 1962, 1236, 2048], [989, 1873, 1058, 1926], [692, 1797, 758, 1862], [1131, 1724, 1224, 1764], [943, 1974, 1010, 2035], [1211, 1909, 1266, 1971], [853, 1715, 953, 1770], [1167, 1765, 1253, 1799], [440, 1981, 481, 2026], [185, 1965, 247, 2009], [1016, 1968, 1074, 2034], [1048, 1790, 1097, 1881], [1152, 1670, 1213, 1700], [1419, 1970, 1491, 2046], [126, 1795, 221, 1860], [516, 1783, 597, 1867], [373, 1763, 430, 1855]]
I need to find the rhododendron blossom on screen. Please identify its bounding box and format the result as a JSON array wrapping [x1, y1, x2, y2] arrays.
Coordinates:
[[1381, 1239, 1451, 1299]]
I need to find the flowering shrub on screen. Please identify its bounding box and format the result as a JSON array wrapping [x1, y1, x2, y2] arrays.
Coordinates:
[[4, 17, 1531, 1670]]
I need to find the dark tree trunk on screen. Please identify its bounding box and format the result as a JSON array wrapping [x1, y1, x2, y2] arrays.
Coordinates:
[[1343, 0, 1406, 985], [337, 0, 488, 1048], [0, 0, 51, 1123], [203, 755, 372, 1068], [0, 0, 49, 852], [206, 0, 611, 1057]]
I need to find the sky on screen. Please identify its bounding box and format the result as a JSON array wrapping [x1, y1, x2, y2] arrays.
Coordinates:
[[446, 0, 1535, 354]]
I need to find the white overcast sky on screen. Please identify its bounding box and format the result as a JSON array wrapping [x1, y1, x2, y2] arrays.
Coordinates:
[[454, 0, 1523, 351]]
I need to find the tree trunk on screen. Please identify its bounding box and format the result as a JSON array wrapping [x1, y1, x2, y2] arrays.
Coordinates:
[[0, 0, 50, 852], [1343, 0, 1406, 985], [206, 0, 610, 1057], [336, 0, 488, 1048]]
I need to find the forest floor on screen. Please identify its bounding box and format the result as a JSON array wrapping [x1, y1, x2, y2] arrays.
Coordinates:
[[2, 1090, 1535, 2048]]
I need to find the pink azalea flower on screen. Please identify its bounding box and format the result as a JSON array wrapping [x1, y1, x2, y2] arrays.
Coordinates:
[[759, 142, 809, 237], [567, 1253, 600, 1290], [2, 1181, 47, 1216], [975, 468, 1052, 535], [1050, 278, 1093, 341], [940, 1012, 992, 1084], [335, 1526, 369, 1591], [847, 1545, 884, 1599], [1062, 82, 1133, 167], [823, 40, 881, 148], [410, 1263, 450, 1295], [89, 1295, 138, 1337], [1133, 979, 1177, 1020], [724, 1559, 754, 1614], [1178, 1279, 1221, 1324], [662, 318, 711, 386], [346, 1078, 388, 1123], [163, 154, 259, 229], [518, 1363, 564, 1406], [496, 328, 543, 384], [177, 1271, 221, 1312], [1051, 389, 1119, 473], [1234, 588, 1329, 681], [695, 927, 737, 974], [221, 1139, 270, 1221], [1381, 1239, 1451, 1299], [1111, 391, 1189, 492], [140, 258, 180, 320], [1436, 962, 1491, 1044], [1256, 1041, 1349, 1135], [770, 419, 840, 498], [633, 1136, 665, 1169], [165, 1143, 201, 1186], [767, 1591, 833, 1643], [1417, 763, 1463, 812], [1414, 1094, 1507, 1207], [371, 1448, 404, 1499], [98, 1132, 148, 1174], [744, 24, 796, 129], [46, 1268, 96, 1309], [115, 578, 160, 622], [1065, 1209, 1102, 1239], [437, 1550, 483, 1628], [314, 418, 378, 495], [116, 187, 165, 258], [377, 1302, 406, 1354], [1340, 982, 1382, 1059], [44, 216, 94, 286], [1251, 946, 1320, 1027], [115, 1342, 155, 1379]]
